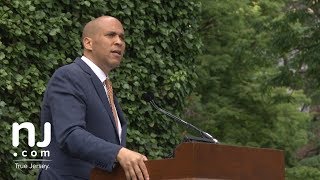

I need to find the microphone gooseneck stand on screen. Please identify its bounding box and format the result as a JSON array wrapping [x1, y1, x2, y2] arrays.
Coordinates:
[[143, 92, 219, 144]]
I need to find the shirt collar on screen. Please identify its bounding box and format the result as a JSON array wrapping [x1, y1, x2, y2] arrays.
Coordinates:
[[81, 56, 108, 83]]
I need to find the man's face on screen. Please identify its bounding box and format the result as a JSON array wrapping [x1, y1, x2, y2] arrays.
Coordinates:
[[90, 18, 126, 71]]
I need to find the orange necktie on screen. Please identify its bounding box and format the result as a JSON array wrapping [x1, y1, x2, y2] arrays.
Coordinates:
[[105, 78, 119, 130]]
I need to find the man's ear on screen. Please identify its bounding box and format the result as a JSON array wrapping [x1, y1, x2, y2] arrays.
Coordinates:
[[83, 37, 93, 51]]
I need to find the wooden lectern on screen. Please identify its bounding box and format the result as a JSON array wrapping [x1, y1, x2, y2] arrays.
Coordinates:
[[90, 142, 285, 180]]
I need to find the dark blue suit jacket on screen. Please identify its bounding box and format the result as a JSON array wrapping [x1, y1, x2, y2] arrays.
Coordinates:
[[38, 57, 127, 180]]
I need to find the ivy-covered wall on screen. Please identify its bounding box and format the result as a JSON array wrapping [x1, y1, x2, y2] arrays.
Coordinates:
[[0, 0, 201, 179]]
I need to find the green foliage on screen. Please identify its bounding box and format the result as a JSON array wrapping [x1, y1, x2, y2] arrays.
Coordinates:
[[184, 0, 312, 174], [286, 166, 320, 180], [186, 0, 320, 178], [300, 155, 320, 169], [271, 0, 320, 101], [270, 0, 320, 177], [0, 0, 201, 179]]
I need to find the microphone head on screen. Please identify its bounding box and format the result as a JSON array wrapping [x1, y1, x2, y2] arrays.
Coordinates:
[[142, 92, 154, 102]]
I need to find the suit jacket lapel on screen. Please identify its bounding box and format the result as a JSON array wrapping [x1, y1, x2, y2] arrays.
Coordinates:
[[74, 58, 120, 143], [114, 97, 126, 126], [114, 97, 127, 145]]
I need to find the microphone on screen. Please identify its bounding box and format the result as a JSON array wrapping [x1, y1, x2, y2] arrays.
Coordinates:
[[142, 92, 219, 144]]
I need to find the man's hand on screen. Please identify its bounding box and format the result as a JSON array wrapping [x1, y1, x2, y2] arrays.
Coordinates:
[[117, 147, 149, 180]]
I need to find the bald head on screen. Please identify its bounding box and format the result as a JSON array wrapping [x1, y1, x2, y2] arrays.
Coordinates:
[[81, 15, 125, 74], [82, 16, 122, 41]]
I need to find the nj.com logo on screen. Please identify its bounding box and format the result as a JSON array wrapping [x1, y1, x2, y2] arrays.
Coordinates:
[[12, 122, 51, 158]]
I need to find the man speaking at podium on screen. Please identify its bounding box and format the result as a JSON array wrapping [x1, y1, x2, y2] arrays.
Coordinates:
[[38, 16, 149, 180]]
